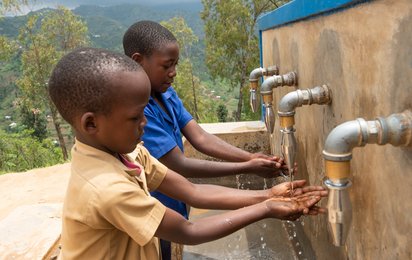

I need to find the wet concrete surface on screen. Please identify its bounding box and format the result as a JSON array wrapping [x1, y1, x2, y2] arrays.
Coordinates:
[[183, 208, 312, 260]]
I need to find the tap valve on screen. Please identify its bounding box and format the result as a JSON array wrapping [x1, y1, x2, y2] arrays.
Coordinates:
[[249, 65, 279, 113], [260, 71, 298, 133]]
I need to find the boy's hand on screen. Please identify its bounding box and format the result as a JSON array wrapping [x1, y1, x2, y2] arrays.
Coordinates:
[[269, 180, 328, 198], [264, 194, 326, 220], [249, 153, 299, 178], [248, 155, 286, 178]]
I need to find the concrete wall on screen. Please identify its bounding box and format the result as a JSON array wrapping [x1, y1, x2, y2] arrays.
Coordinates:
[[260, 0, 412, 259]]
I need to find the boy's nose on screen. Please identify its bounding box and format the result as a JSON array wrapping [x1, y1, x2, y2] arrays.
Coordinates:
[[168, 67, 177, 78]]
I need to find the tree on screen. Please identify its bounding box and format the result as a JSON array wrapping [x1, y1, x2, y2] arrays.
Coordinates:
[[216, 104, 228, 122], [201, 0, 287, 121], [19, 105, 48, 140], [0, 129, 63, 174], [16, 7, 89, 160], [0, 0, 28, 14], [0, 0, 26, 60]]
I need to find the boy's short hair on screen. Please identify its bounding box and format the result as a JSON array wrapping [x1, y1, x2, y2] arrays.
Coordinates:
[[48, 47, 142, 125], [123, 20, 177, 57]]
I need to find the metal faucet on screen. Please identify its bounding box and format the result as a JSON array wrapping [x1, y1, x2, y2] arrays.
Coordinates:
[[322, 110, 412, 246], [249, 65, 279, 112], [260, 71, 297, 134], [277, 85, 332, 178]]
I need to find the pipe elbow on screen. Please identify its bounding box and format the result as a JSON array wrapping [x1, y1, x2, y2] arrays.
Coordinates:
[[261, 76, 275, 94], [249, 67, 263, 82], [323, 119, 366, 161], [278, 91, 300, 115]]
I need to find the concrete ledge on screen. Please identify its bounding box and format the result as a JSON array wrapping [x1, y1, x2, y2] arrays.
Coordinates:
[[0, 204, 62, 259], [0, 163, 70, 259], [197, 121, 266, 134]]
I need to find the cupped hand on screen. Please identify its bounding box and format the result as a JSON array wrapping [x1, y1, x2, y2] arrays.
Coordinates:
[[270, 180, 328, 197], [264, 193, 324, 220]]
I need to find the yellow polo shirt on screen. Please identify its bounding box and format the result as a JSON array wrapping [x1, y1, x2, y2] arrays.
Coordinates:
[[60, 140, 167, 260]]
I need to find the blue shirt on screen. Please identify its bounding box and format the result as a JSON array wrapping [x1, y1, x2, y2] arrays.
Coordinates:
[[142, 87, 193, 219]]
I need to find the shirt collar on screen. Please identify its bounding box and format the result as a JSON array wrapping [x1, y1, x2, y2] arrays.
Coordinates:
[[72, 139, 143, 177]]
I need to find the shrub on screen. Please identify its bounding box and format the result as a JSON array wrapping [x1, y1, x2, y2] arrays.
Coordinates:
[[0, 129, 64, 174]]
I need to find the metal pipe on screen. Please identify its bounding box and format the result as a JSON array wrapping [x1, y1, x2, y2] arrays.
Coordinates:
[[249, 65, 279, 113], [323, 110, 412, 162], [277, 85, 331, 118], [322, 110, 412, 246], [260, 71, 297, 134], [277, 85, 332, 184]]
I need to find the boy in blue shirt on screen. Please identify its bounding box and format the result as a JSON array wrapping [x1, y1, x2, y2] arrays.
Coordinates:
[[123, 20, 295, 259]]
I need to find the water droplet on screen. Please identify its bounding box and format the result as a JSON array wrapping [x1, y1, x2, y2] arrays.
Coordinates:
[[289, 236, 293, 240], [261, 243, 266, 249], [293, 231, 297, 237], [260, 237, 264, 241], [296, 242, 300, 246], [298, 251, 302, 255]]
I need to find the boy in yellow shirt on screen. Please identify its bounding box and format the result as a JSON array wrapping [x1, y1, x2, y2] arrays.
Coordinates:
[[49, 47, 327, 259]]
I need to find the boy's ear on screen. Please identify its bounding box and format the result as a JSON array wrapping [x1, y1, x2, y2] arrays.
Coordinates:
[[131, 52, 144, 64], [80, 112, 98, 134]]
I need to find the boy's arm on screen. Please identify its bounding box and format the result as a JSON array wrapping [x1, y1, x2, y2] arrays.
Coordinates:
[[159, 120, 286, 178], [156, 169, 327, 210], [155, 193, 322, 245], [159, 146, 283, 178]]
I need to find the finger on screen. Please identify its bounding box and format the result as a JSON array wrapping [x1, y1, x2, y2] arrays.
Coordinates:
[[313, 207, 327, 214], [306, 207, 327, 215], [292, 188, 303, 196], [296, 190, 328, 198], [301, 185, 327, 193], [291, 179, 306, 188], [305, 206, 321, 214], [302, 196, 321, 208]]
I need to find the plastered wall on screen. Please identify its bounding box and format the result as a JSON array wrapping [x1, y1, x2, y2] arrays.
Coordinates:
[[261, 0, 412, 259]]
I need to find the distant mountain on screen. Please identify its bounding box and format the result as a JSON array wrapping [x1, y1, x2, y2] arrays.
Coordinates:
[[0, 2, 204, 51], [75, 3, 204, 51]]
